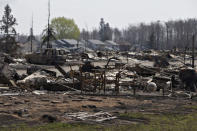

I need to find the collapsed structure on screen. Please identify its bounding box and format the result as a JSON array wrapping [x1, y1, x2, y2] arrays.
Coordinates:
[[0, 47, 196, 100]]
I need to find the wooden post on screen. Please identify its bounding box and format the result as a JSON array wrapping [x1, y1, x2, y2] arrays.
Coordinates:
[[133, 74, 136, 96], [133, 86, 136, 96], [115, 73, 120, 95], [104, 71, 106, 94], [184, 47, 186, 65], [72, 71, 75, 89], [192, 35, 195, 68], [171, 75, 175, 95], [101, 72, 104, 93], [163, 87, 165, 97], [30, 36, 33, 52], [80, 67, 83, 94], [94, 72, 96, 93], [127, 52, 129, 64], [171, 80, 173, 93]]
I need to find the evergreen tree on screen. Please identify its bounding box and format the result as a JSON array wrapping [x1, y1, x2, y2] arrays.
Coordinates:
[[1, 4, 17, 37], [42, 26, 56, 48], [0, 4, 18, 53], [99, 18, 112, 41]]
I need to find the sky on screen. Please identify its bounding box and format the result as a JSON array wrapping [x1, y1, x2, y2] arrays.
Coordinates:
[[0, 0, 196, 35]]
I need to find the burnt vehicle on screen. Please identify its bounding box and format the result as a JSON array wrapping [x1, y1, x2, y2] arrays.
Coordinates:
[[25, 48, 68, 65]]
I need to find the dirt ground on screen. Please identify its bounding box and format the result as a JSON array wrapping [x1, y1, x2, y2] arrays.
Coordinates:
[[1, 54, 197, 128], [0, 91, 197, 127]]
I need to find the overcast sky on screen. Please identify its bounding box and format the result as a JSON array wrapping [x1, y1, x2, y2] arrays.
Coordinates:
[[0, 0, 196, 35]]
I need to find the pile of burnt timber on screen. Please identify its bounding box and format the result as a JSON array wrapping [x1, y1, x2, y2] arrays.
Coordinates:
[[0, 49, 196, 99], [126, 64, 160, 77]]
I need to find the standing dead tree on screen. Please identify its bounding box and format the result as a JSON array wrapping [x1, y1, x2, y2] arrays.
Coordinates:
[[41, 0, 56, 49], [26, 15, 36, 52]]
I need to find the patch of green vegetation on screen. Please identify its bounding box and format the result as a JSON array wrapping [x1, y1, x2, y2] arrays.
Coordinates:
[[119, 112, 197, 131], [1, 112, 197, 131], [0, 123, 102, 131], [184, 105, 197, 110]]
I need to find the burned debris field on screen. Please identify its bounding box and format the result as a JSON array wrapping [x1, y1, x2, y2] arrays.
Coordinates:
[[0, 0, 197, 131], [1, 49, 197, 130]]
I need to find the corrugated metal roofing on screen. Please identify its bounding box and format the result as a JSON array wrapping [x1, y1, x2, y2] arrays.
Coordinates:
[[88, 39, 105, 45], [105, 40, 118, 46]]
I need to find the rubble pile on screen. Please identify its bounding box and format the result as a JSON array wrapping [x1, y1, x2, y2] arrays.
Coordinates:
[[0, 49, 195, 99], [17, 70, 50, 90], [65, 111, 117, 122], [0, 60, 20, 85], [81, 61, 101, 73]]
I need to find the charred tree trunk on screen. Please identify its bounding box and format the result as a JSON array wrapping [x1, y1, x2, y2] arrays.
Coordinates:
[[192, 35, 195, 68]]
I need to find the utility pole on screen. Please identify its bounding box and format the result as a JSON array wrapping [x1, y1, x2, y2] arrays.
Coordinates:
[[184, 47, 187, 65], [47, 0, 50, 48], [41, 0, 56, 50], [27, 14, 35, 52], [192, 34, 195, 68], [30, 14, 33, 52], [85, 24, 89, 52]]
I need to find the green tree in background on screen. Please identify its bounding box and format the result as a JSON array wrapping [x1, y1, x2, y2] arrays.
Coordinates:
[[51, 17, 80, 40]]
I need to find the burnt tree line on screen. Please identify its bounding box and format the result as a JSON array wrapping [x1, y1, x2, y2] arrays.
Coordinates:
[[81, 19, 197, 50], [123, 19, 197, 50]]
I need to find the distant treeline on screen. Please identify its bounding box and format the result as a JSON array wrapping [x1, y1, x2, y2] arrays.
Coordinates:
[[81, 18, 197, 50]]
